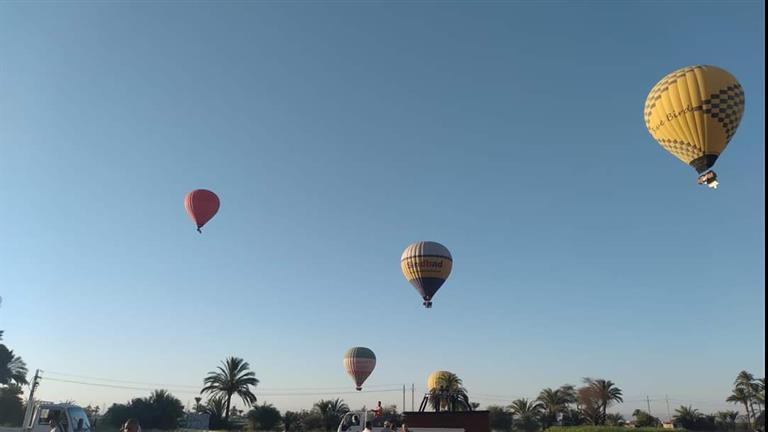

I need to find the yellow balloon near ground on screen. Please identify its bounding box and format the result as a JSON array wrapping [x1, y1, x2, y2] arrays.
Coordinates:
[[427, 371, 454, 391]]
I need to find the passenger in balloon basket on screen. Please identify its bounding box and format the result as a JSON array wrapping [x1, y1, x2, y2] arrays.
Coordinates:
[[697, 171, 718, 189]]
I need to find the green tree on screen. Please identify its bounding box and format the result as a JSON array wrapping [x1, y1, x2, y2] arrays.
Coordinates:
[[560, 408, 584, 427], [753, 378, 765, 431], [0, 384, 25, 427], [715, 411, 739, 432], [101, 390, 184, 430], [313, 399, 349, 431], [508, 398, 542, 432], [729, 387, 754, 431], [147, 389, 185, 429], [283, 411, 301, 432], [577, 378, 623, 425], [734, 371, 758, 430], [537, 387, 573, 429], [632, 409, 661, 427], [205, 395, 229, 430], [202, 356, 259, 423], [674, 406, 717, 431], [0, 341, 28, 387], [299, 410, 323, 432], [605, 413, 625, 426], [487, 405, 513, 432], [428, 372, 471, 412], [248, 403, 283, 431]]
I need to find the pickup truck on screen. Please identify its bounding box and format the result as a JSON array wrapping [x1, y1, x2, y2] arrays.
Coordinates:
[[0, 402, 92, 432]]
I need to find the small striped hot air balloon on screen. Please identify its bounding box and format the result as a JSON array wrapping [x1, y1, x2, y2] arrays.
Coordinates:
[[343, 347, 376, 391], [644, 65, 745, 189], [401, 241, 453, 308]]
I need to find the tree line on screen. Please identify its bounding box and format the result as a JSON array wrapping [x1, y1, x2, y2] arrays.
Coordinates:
[[2, 348, 765, 432]]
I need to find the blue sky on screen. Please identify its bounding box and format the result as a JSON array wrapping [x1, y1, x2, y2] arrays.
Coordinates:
[[0, 0, 764, 416]]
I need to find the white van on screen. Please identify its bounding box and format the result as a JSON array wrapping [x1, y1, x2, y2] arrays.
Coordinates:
[[3, 402, 93, 432]]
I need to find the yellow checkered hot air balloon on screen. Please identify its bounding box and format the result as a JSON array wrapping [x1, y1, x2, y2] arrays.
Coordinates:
[[644, 65, 745, 189], [401, 241, 452, 308]]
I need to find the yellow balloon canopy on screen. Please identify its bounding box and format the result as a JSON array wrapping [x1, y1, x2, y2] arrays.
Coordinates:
[[644, 65, 745, 188], [427, 370, 454, 391]]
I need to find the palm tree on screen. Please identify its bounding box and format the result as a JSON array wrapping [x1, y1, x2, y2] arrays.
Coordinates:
[[716, 411, 740, 432], [674, 406, 702, 430], [0, 343, 28, 386], [755, 379, 765, 408], [729, 387, 754, 431], [201, 356, 259, 422], [538, 388, 569, 429], [558, 385, 577, 405], [589, 379, 623, 424], [205, 395, 229, 429], [737, 372, 758, 425], [755, 378, 766, 432], [428, 372, 471, 412], [508, 399, 543, 432], [314, 399, 350, 431], [578, 379, 622, 425]]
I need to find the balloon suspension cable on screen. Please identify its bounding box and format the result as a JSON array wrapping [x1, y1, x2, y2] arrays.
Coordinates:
[[697, 170, 719, 189]]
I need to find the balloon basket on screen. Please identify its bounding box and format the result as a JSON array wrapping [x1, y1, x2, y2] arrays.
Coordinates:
[[697, 171, 718, 189]]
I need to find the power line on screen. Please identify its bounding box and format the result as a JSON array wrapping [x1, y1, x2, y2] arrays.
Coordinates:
[[44, 371, 200, 389], [43, 377, 404, 397], [43, 370, 402, 392], [43, 377, 201, 394]]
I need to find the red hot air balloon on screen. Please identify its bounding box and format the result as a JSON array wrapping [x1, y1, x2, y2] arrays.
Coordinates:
[[184, 189, 220, 233]]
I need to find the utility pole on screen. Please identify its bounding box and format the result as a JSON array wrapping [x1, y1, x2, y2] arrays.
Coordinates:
[[646, 396, 653, 416], [411, 383, 415, 411], [665, 395, 672, 422], [23, 370, 42, 429], [403, 385, 406, 414]]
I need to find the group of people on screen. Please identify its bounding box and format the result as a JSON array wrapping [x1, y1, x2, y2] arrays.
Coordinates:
[[361, 420, 411, 432]]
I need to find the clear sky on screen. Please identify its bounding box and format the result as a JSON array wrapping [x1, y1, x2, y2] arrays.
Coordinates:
[[0, 0, 764, 418]]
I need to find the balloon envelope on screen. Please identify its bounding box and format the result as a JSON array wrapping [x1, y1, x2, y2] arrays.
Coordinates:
[[644, 65, 745, 176], [427, 370, 454, 391], [401, 241, 452, 307], [184, 189, 220, 232], [343, 347, 376, 391]]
